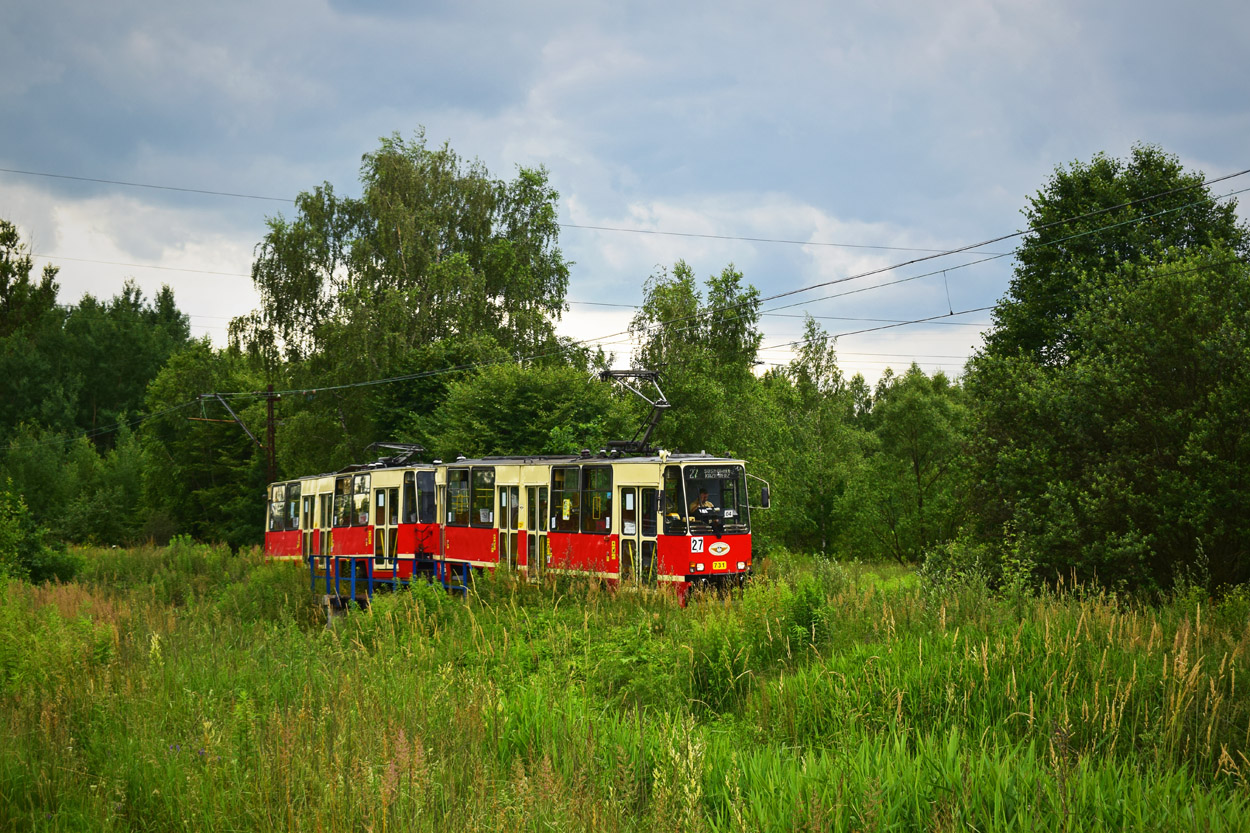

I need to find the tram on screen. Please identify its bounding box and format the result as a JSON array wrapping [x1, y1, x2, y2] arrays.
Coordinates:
[[262, 372, 770, 603]]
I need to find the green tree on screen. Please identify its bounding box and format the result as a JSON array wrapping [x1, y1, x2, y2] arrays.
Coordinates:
[[233, 130, 570, 368], [968, 145, 1250, 592], [228, 132, 574, 483], [142, 341, 267, 547], [0, 480, 75, 581], [0, 220, 75, 433], [971, 249, 1250, 592], [628, 260, 762, 453], [0, 219, 60, 339], [419, 363, 634, 461], [847, 365, 968, 564], [986, 144, 1249, 365], [739, 316, 868, 555], [2, 221, 191, 442], [62, 281, 191, 440]]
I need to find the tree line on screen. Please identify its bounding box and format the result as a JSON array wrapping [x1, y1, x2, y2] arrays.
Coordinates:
[[2, 137, 1246, 596]]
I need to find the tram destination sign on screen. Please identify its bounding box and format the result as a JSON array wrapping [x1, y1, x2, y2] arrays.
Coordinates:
[[687, 466, 740, 480]]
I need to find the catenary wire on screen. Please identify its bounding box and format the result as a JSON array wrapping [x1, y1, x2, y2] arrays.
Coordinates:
[[9, 171, 1249, 448]]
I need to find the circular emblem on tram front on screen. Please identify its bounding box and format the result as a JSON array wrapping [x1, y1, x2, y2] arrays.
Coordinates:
[[708, 541, 731, 557]]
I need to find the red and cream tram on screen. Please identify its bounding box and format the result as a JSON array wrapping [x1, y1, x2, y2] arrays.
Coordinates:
[[264, 449, 768, 602]]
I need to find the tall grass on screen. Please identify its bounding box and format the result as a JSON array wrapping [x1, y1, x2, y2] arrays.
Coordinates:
[[1, 544, 1247, 831]]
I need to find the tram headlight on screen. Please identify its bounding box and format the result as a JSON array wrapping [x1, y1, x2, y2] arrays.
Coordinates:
[[737, 561, 746, 570]]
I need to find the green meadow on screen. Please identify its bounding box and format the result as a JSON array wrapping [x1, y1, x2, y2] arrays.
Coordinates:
[[2, 541, 1248, 831]]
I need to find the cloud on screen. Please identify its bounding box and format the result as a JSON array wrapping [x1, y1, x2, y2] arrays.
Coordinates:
[[2, 0, 1246, 384], [0, 181, 258, 343]]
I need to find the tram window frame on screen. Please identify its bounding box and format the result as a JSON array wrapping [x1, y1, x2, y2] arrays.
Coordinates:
[[580, 466, 612, 534], [551, 466, 580, 533], [470, 467, 495, 528], [446, 468, 471, 526]]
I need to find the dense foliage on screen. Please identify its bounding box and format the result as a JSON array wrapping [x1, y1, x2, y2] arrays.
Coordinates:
[[967, 146, 1250, 594]]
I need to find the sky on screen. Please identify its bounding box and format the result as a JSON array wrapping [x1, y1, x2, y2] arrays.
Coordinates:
[[2, 0, 1248, 384]]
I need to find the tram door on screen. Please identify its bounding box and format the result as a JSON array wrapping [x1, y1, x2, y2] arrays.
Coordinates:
[[301, 495, 315, 559], [373, 486, 399, 571], [639, 487, 658, 583], [318, 493, 332, 568], [620, 487, 637, 580], [619, 487, 658, 582], [526, 486, 548, 580], [498, 486, 520, 569]]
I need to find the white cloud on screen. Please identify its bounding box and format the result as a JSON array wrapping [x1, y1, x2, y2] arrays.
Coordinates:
[[1, 182, 259, 344]]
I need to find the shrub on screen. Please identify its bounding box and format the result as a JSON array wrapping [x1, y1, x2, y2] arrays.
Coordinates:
[[0, 481, 78, 582]]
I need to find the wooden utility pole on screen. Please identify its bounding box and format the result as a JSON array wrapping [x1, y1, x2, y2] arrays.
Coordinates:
[[265, 384, 277, 485], [198, 387, 280, 484]]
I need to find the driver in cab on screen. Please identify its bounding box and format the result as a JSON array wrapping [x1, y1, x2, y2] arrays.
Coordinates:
[[689, 488, 715, 515]]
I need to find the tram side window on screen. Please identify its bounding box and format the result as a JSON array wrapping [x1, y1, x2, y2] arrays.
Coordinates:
[[418, 471, 436, 523], [269, 484, 286, 532], [581, 466, 612, 534], [641, 488, 658, 537], [527, 486, 548, 532], [471, 468, 495, 527], [286, 483, 301, 530], [403, 472, 417, 524], [447, 469, 471, 526], [551, 466, 580, 532], [333, 477, 352, 528], [663, 466, 687, 534], [353, 474, 371, 527]]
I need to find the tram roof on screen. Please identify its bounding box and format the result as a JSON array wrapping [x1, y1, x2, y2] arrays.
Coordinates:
[[269, 451, 744, 486], [442, 452, 743, 466]]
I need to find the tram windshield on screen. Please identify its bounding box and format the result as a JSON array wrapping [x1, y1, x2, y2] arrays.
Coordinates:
[[667, 464, 750, 535]]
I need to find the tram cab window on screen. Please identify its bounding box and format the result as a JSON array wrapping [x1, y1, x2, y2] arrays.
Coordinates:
[[471, 468, 495, 527], [447, 469, 471, 526], [551, 466, 580, 532], [683, 465, 750, 534], [581, 466, 612, 534], [662, 466, 686, 535]]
